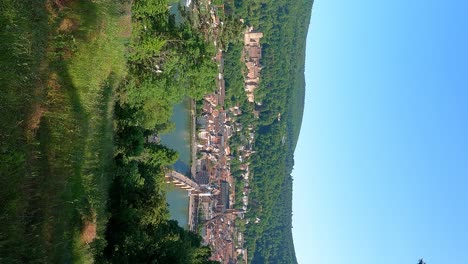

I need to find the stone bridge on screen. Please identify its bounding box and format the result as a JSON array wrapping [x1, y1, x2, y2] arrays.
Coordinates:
[[165, 170, 200, 192]]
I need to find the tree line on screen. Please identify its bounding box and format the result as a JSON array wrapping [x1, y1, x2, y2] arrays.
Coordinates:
[[95, 0, 219, 263]]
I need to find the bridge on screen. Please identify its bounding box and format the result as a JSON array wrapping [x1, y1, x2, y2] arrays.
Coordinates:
[[165, 170, 201, 192], [165, 170, 204, 231]]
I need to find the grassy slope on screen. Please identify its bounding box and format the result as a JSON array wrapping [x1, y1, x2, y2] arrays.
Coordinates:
[[0, 0, 128, 262]]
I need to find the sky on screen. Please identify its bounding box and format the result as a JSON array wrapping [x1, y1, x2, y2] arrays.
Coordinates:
[[292, 0, 468, 263]]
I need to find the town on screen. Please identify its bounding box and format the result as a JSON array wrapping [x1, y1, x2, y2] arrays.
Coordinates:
[[164, 2, 264, 262]]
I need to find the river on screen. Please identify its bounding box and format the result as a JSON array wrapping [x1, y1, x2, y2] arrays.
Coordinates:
[[161, 100, 191, 229], [160, 0, 193, 229]]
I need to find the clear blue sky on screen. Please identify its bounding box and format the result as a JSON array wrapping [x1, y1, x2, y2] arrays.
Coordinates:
[[292, 0, 468, 263]]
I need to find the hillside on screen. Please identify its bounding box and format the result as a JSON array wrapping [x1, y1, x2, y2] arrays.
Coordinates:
[[1, 0, 219, 262], [222, 0, 314, 263]]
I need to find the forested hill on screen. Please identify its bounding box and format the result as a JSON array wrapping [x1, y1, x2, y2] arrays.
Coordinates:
[[224, 0, 314, 263]]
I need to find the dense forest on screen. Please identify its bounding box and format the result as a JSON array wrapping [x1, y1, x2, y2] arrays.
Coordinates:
[[98, 1, 219, 263], [222, 0, 314, 263]]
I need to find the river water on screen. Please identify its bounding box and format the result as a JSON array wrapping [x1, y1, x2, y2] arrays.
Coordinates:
[[161, 100, 191, 228], [160, 0, 192, 229]]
